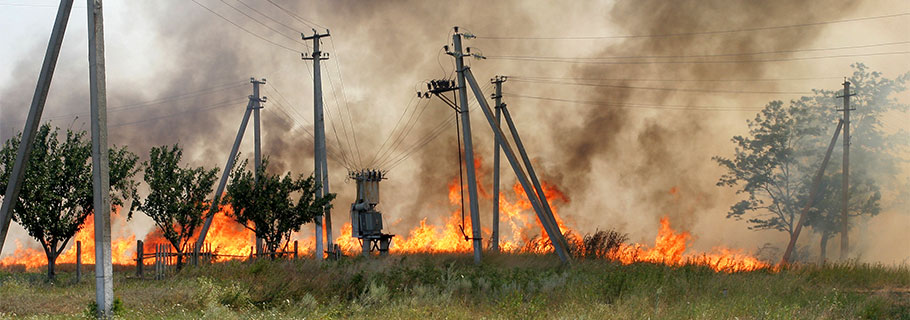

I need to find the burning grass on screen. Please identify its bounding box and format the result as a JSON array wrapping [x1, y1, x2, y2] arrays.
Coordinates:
[[1, 255, 908, 319]]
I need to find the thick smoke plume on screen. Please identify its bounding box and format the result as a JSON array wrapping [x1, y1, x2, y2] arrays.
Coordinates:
[[1, 0, 906, 263]]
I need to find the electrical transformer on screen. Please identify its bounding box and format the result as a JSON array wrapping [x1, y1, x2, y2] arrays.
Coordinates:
[[350, 169, 394, 255]]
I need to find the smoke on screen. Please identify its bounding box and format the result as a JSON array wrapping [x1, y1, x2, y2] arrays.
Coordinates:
[[1, 0, 907, 263]]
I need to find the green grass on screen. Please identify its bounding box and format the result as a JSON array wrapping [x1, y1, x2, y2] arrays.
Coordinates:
[[1, 254, 908, 319]]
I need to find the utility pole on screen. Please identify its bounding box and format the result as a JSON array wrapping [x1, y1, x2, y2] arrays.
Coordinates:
[[0, 0, 74, 257], [196, 78, 263, 261], [252, 78, 265, 256], [462, 68, 571, 263], [447, 27, 483, 264], [87, 0, 114, 316], [303, 29, 331, 260], [837, 79, 855, 260], [781, 120, 844, 264], [490, 76, 506, 252]]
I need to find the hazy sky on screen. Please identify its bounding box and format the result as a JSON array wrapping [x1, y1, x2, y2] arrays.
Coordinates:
[[1, 0, 908, 263]]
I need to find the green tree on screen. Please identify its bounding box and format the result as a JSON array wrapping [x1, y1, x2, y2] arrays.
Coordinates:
[[137, 144, 218, 269], [224, 158, 334, 257], [796, 64, 906, 260], [716, 64, 907, 261], [0, 123, 140, 280]]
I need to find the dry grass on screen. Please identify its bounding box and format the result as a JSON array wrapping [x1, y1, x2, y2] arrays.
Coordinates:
[[1, 254, 908, 319]]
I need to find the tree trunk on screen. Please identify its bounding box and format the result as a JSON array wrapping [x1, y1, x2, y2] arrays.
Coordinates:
[[819, 232, 830, 264], [175, 248, 184, 271], [46, 249, 57, 281]]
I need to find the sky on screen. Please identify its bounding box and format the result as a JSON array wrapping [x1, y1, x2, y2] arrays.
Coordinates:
[[0, 0, 908, 264]]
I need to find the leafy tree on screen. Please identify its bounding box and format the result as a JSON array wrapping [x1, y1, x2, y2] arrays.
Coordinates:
[[713, 100, 820, 242], [716, 64, 907, 261], [796, 64, 906, 260], [224, 158, 334, 257], [137, 144, 217, 269], [0, 123, 140, 280]]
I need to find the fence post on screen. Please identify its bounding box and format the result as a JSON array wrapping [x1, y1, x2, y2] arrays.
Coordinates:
[[294, 240, 298, 260], [75, 241, 81, 283], [136, 240, 143, 277]]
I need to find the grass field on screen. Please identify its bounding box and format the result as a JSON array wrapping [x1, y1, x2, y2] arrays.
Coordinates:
[[1, 254, 908, 319]]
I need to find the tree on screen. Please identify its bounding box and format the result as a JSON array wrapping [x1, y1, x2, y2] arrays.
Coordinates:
[[716, 64, 907, 261], [796, 64, 906, 260], [713, 100, 820, 243], [137, 144, 217, 269], [224, 158, 334, 257], [0, 123, 140, 280]]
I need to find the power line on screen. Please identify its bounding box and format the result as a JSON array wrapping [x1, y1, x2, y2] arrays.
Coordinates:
[[264, 0, 328, 30], [322, 59, 360, 168], [217, 0, 309, 47], [488, 50, 910, 65], [504, 92, 765, 112], [490, 41, 910, 61], [369, 95, 418, 168], [267, 93, 352, 169], [110, 98, 245, 129], [235, 0, 308, 40], [189, 0, 303, 53], [1, 80, 248, 126], [507, 75, 842, 83], [267, 85, 355, 169], [476, 12, 910, 40], [328, 37, 363, 168], [510, 78, 812, 95]]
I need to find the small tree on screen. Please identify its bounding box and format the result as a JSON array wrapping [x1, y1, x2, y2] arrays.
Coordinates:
[[224, 159, 334, 257], [137, 144, 218, 269], [0, 123, 140, 280], [713, 100, 820, 242]]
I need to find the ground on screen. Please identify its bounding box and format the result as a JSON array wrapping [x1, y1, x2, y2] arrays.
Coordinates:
[[1, 254, 908, 319]]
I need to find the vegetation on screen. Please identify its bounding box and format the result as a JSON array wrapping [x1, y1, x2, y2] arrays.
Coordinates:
[[714, 64, 907, 260], [1, 255, 908, 319], [0, 123, 140, 280], [225, 159, 335, 256], [137, 144, 218, 270]]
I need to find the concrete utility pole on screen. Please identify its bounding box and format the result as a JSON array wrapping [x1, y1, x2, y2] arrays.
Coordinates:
[[195, 78, 262, 261], [87, 0, 114, 316], [447, 27, 483, 264], [252, 78, 265, 255], [781, 120, 844, 264], [837, 80, 855, 260], [490, 76, 506, 252], [303, 29, 331, 260], [0, 0, 74, 257], [462, 68, 571, 263]]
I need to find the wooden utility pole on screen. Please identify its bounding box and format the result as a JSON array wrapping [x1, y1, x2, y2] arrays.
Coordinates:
[[491, 76, 506, 252], [837, 80, 855, 260], [302, 30, 331, 260]]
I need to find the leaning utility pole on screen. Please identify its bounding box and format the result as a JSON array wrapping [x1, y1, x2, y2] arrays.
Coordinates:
[[252, 78, 265, 255], [0, 0, 74, 258], [447, 27, 484, 264], [490, 76, 506, 252], [195, 78, 265, 261], [837, 79, 855, 260], [303, 29, 331, 260], [781, 120, 844, 264], [88, 0, 114, 315]]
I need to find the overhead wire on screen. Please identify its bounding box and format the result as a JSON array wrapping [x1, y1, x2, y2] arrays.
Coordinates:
[[216, 0, 310, 47], [264, 0, 328, 30], [189, 0, 303, 53], [487, 50, 910, 65], [322, 57, 360, 168], [503, 93, 766, 112], [509, 78, 813, 95], [475, 12, 910, 40], [488, 41, 910, 61], [327, 37, 364, 168], [368, 94, 418, 168], [267, 85, 355, 169]]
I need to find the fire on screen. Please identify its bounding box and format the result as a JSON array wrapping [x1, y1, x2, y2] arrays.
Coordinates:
[[141, 205, 255, 262], [608, 217, 769, 272], [1, 208, 136, 270]]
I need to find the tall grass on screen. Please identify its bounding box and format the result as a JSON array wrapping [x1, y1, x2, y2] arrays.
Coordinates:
[[1, 254, 908, 319]]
